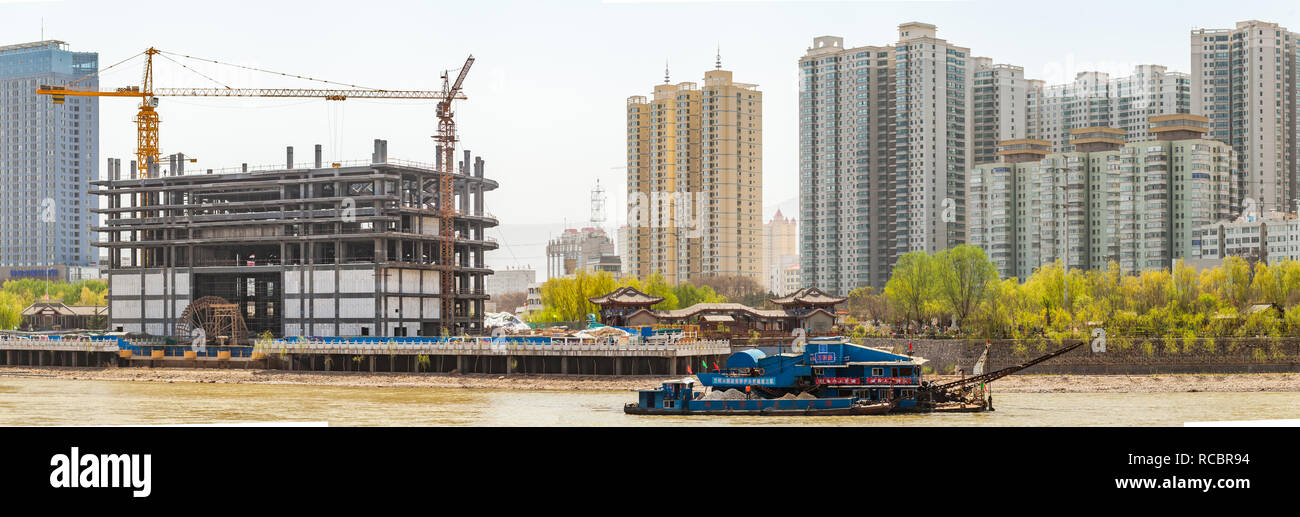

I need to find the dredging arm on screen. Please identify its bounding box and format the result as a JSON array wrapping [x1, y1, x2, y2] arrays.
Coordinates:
[[926, 341, 1084, 394]]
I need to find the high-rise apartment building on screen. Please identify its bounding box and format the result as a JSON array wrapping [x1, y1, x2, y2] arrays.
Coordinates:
[[626, 66, 762, 285], [969, 115, 1238, 279], [762, 209, 798, 291], [973, 59, 1030, 167], [799, 35, 897, 294], [1191, 20, 1298, 214], [895, 22, 972, 254], [800, 23, 985, 293], [1027, 66, 1191, 153], [0, 41, 98, 272]]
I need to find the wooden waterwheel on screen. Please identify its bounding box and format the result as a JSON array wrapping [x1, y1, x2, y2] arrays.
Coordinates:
[[175, 296, 250, 346]]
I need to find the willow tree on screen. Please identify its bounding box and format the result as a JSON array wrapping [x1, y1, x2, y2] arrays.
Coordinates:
[[934, 245, 997, 327], [884, 251, 937, 328]]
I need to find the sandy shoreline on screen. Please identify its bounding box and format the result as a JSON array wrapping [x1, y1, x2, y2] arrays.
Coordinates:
[[3, 366, 1300, 393]]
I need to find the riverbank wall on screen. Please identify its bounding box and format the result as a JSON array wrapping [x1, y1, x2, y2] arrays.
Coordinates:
[[888, 338, 1300, 375]]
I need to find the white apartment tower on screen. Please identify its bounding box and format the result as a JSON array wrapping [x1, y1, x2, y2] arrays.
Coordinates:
[[895, 22, 973, 254], [799, 36, 898, 293], [1026, 66, 1191, 153], [1190, 20, 1298, 214]]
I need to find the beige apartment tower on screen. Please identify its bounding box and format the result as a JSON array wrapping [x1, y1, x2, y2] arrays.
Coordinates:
[[626, 66, 762, 285], [762, 210, 798, 292]]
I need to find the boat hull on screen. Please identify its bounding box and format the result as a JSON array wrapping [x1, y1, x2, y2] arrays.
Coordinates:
[[624, 402, 893, 416]]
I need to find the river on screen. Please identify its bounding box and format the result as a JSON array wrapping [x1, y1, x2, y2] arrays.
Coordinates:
[[2, 376, 1298, 426]]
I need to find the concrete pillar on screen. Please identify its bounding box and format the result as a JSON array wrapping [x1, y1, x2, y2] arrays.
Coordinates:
[[314, 144, 322, 168], [505, 355, 513, 374], [242, 163, 248, 173], [456, 355, 465, 373], [178, 153, 185, 174], [668, 357, 677, 376], [369, 356, 376, 373], [286, 146, 294, 169], [462, 150, 470, 174], [614, 357, 622, 376]]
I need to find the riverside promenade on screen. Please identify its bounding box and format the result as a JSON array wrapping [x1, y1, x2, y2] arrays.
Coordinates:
[[0, 336, 733, 376]]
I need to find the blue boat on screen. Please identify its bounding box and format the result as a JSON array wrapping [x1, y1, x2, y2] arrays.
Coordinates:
[[624, 337, 1084, 416], [624, 336, 919, 416]]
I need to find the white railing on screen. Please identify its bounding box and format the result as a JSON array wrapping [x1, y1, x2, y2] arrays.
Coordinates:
[[0, 338, 119, 352], [260, 338, 731, 356]]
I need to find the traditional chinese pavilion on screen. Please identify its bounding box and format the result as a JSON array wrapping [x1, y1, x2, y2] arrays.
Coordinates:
[[589, 286, 847, 333], [588, 286, 664, 327], [770, 287, 847, 317]]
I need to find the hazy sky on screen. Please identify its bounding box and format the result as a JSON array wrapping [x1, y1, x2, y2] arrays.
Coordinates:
[[2, 0, 1297, 270]]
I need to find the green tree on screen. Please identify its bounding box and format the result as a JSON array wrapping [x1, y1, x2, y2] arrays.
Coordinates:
[[672, 282, 725, 308], [934, 245, 997, 327], [884, 251, 937, 328], [641, 272, 679, 310]]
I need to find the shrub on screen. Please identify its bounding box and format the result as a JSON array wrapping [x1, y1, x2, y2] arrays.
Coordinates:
[[1202, 336, 1217, 354], [1012, 341, 1027, 355], [1162, 334, 1179, 355], [1180, 329, 1198, 354]]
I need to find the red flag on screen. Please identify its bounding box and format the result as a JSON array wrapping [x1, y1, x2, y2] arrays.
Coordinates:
[[908, 340, 913, 352], [712, 361, 719, 372], [686, 363, 693, 374]]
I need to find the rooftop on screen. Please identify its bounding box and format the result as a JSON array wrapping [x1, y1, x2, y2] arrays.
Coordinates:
[[0, 40, 67, 54]]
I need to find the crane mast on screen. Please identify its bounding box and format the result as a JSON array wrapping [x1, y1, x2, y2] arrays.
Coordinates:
[[435, 55, 474, 334]]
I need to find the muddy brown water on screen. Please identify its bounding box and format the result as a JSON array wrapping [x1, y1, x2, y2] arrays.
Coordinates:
[[1, 377, 1297, 426]]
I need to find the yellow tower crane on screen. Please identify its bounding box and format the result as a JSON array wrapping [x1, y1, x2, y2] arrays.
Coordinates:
[[434, 55, 474, 334], [36, 47, 461, 177], [37, 47, 476, 333]]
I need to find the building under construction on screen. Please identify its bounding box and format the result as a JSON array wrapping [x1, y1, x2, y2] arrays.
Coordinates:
[[92, 139, 498, 339]]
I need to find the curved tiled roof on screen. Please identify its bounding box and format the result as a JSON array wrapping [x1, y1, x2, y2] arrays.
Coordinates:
[[770, 287, 847, 306], [589, 286, 664, 306]]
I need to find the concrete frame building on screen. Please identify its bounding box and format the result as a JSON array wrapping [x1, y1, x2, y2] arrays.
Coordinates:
[[545, 227, 618, 280], [1191, 20, 1299, 215], [485, 267, 535, 297], [93, 140, 498, 338], [969, 115, 1238, 278], [626, 66, 762, 285], [0, 40, 98, 271]]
